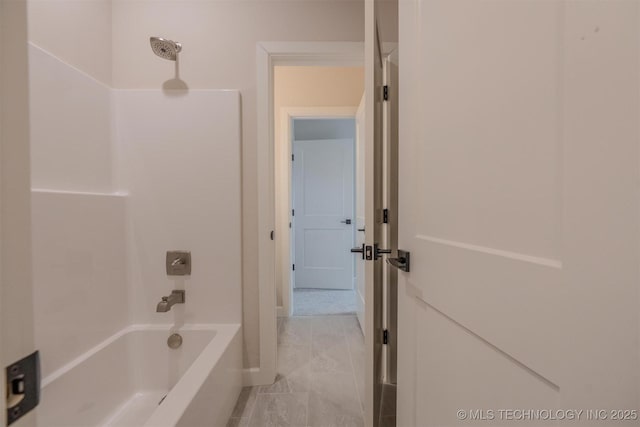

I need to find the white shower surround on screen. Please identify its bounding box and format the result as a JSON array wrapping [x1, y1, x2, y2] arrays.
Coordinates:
[[29, 45, 243, 425], [114, 89, 242, 326]]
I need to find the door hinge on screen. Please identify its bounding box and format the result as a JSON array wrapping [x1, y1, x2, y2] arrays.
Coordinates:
[[6, 351, 40, 426], [382, 208, 389, 224], [289, 222, 292, 229], [292, 264, 295, 271], [383, 329, 389, 345], [270, 230, 275, 240], [292, 154, 295, 161], [383, 85, 389, 101], [292, 209, 295, 217]]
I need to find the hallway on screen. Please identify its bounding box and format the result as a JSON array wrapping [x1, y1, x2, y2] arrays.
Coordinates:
[[228, 316, 365, 426], [293, 289, 358, 316]]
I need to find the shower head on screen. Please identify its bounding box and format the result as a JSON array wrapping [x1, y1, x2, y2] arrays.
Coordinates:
[[150, 37, 182, 61]]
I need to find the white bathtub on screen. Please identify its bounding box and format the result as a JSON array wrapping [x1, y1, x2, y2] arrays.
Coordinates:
[[37, 324, 242, 427]]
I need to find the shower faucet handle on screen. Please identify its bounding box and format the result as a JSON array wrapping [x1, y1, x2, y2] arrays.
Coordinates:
[[166, 251, 191, 276]]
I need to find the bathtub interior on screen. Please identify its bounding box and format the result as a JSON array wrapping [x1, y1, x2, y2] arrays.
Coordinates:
[[38, 327, 216, 427]]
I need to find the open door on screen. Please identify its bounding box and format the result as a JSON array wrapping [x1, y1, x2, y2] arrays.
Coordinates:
[[364, 0, 385, 425], [365, 0, 399, 425], [397, 1, 640, 425], [381, 47, 399, 398], [1, 1, 38, 426]]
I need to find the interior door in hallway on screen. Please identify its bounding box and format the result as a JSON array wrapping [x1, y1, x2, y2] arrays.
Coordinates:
[[364, 0, 387, 423], [397, 1, 640, 426], [292, 138, 355, 290]]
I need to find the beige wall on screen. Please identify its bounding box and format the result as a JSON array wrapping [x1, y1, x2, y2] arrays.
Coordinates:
[[28, 0, 113, 85], [26, 0, 364, 370], [273, 66, 364, 308]]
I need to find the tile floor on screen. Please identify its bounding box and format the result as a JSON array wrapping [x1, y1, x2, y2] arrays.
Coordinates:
[[293, 289, 358, 316], [227, 315, 365, 427]]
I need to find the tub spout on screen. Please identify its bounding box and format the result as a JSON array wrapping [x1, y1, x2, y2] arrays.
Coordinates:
[[156, 290, 185, 312]]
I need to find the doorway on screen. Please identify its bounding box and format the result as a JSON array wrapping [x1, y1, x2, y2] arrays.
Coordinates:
[[273, 65, 364, 319], [239, 61, 369, 425], [255, 42, 396, 426], [290, 118, 357, 315]]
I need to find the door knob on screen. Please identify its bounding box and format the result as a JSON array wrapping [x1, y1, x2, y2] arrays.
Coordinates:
[[387, 249, 411, 272], [374, 244, 392, 260], [350, 244, 365, 260], [341, 219, 352, 225]]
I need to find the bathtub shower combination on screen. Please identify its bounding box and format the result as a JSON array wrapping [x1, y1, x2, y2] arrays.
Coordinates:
[[30, 34, 244, 426]]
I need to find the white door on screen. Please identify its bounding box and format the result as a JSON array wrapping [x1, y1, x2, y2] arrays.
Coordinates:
[[364, 0, 386, 424], [382, 49, 398, 386], [292, 138, 355, 289], [397, 1, 640, 426]]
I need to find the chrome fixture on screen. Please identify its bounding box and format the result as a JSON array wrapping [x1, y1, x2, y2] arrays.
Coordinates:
[[150, 37, 182, 61], [351, 244, 366, 260], [387, 250, 411, 272], [166, 251, 191, 276], [156, 290, 185, 312], [351, 244, 411, 271], [167, 333, 183, 349]]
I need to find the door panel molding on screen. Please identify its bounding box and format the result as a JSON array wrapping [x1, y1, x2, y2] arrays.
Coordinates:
[[415, 234, 563, 269]]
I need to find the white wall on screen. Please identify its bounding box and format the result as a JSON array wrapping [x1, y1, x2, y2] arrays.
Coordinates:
[[27, 10, 124, 387], [29, 44, 114, 193], [115, 90, 242, 326], [31, 191, 128, 378], [28, 0, 112, 86]]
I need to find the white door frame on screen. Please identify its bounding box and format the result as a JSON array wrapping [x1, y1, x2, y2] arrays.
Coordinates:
[[1, 0, 37, 424], [278, 107, 358, 318], [253, 42, 364, 386]]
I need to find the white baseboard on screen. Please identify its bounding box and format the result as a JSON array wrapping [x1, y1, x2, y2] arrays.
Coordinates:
[[243, 367, 276, 387]]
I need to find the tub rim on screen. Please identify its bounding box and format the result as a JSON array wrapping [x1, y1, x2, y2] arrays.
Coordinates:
[[41, 323, 229, 388], [143, 323, 241, 427]]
